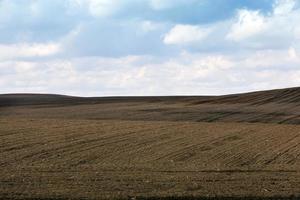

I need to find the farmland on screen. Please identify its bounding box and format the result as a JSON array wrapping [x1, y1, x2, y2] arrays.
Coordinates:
[[1, 87, 300, 199]]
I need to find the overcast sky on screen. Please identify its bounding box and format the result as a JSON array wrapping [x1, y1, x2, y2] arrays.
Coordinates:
[[0, 0, 300, 96]]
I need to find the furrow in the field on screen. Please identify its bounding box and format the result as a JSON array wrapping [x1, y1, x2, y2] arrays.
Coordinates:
[[60, 126, 158, 151], [65, 124, 183, 166], [81, 127, 178, 165], [262, 134, 300, 165], [162, 128, 238, 163], [217, 129, 282, 168], [36, 124, 170, 166], [93, 122, 213, 165], [280, 144, 300, 165], [228, 128, 285, 166], [15, 130, 144, 166], [245, 127, 297, 165], [1, 121, 155, 166], [205, 126, 283, 167], [90, 124, 196, 162], [284, 140, 300, 165], [150, 125, 238, 163]]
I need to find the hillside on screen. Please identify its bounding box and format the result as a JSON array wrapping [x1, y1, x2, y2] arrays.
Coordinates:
[[1, 87, 300, 124], [1, 87, 300, 200], [2, 86, 300, 106]]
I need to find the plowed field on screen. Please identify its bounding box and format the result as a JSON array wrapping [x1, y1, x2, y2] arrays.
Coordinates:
[[1, 88, 300, 199]]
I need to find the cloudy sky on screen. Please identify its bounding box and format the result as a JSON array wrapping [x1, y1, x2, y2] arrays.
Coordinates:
[[0, 0, 300, 96]]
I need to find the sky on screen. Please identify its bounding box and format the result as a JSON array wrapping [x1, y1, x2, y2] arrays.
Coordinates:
[[0, 0, 300, 96]]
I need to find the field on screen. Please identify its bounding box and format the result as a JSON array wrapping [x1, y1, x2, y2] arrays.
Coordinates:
[[1, 88, 300, 199]]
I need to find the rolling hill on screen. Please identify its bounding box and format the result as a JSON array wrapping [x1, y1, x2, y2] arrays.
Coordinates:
[[1, 87, 300, 124], [1, 87, 300, 200]]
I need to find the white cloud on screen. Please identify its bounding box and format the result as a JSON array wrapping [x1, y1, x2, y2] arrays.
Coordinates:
[[164, 24, 211, 45], [2, 47, 300, 96], [0, 43, 61, 60], [238, 48, 300, 69], [70, 0, 122, 17], [13, 61, 37, 73], [226, 10, 266, 41], [149, 0, 194, 10], [149, 0, 174, 10], [140, 21, 162, 33], [273, 0, 296, 15], [163, 0, 300, 50], [1, 0, 300, 96], [226, 0, 300, 49], [88, 0, 118, 17], [288, 47, 298, 59]]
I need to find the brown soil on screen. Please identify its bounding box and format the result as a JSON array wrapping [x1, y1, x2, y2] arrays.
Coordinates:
[[1, 87, 300, 199]]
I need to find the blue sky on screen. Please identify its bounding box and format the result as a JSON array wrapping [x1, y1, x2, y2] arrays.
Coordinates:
[[0, 0, 300, 96]]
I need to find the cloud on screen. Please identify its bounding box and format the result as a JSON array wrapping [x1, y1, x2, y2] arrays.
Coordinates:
[[149, 0, 197, 10], [0, 42, 61, 60], [0, 0, 85, 44], [60, 19, 173, 57], [226, 10, 266, 41], [2, 46, 300, 96], [273, 0, 296, 15], [225, 0, 300, 49], [162, 0, 300, 52], [71, 0, 120, 17], [1, 0, 300, 96], [164, 24, 211, 45], [140, 21, 163, 33]]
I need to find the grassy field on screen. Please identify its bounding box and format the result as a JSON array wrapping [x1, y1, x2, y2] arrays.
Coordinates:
[[1, 88, 300, 199]]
